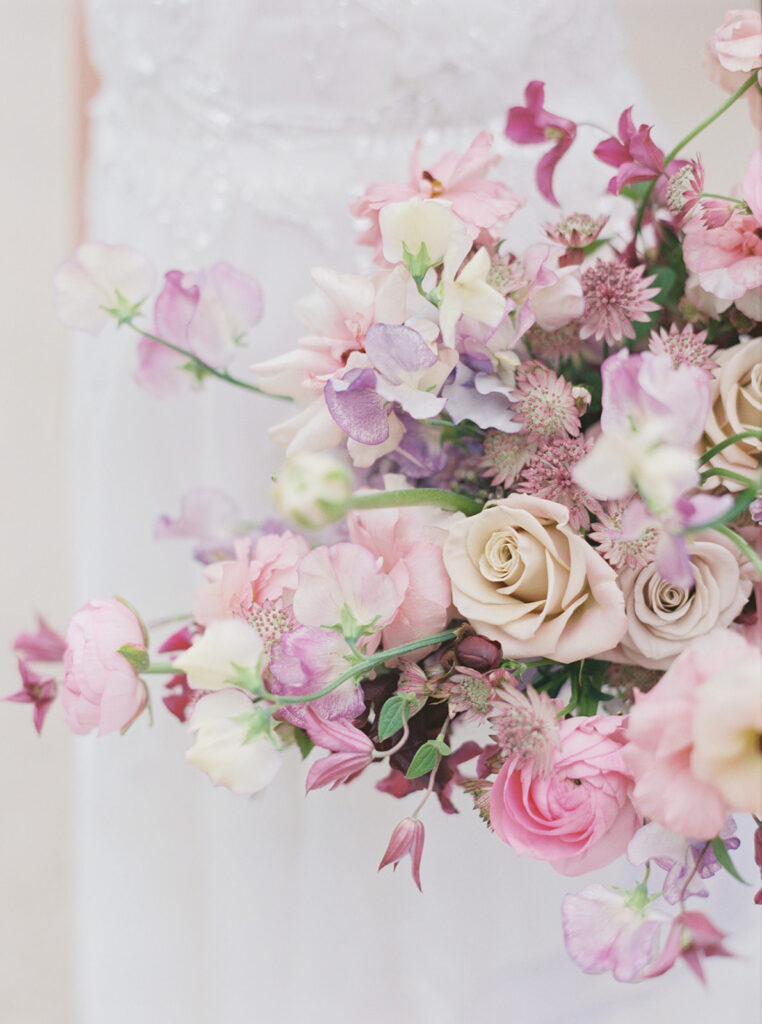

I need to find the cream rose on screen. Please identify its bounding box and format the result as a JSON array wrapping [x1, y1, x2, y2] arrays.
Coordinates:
[[702, 338, 762, 491], [607, 531, 752, 671], [442, 495, 627, 662]]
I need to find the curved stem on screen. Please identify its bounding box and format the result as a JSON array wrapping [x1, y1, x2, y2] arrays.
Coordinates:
[[715, 524, 762, 580], [127, 322, 292, 400], [351, 488, 482, 517], [698, 429, 762, 466], [261, 629, 459, 706], [700, 466, 758, 487], [373, 718, 410, 759], [633, 72, 758, 239]]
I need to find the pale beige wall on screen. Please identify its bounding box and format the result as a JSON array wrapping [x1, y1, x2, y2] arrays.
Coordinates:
[[0, 2, 752, 1022]]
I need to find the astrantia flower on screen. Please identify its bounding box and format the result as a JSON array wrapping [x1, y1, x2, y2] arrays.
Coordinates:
[[544, 213, 607, 266], [513, 362, 581, 440], [580, 260, 660, 345], [665, 158, 705, 221], [489, 685, 562, 777], [486, 254, 527, 296], [589, 505, 659, 572], [478, 429, 530, 487], [523, 320, 584, 362], [517, 437, 604, 531], [648, 323, 718, 372]]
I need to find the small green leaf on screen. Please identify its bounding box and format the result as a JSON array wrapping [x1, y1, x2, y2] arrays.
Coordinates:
[[402, 240, 433, 283], [117, 644, 150, 673], [431, 736, 451, 757], [378, 695, 408, 741], [711, 836, 748, 885], [293, 728, 314, 760], [406, 741, 439, 779]]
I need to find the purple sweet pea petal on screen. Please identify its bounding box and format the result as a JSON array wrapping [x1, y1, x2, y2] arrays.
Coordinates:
[[364, 323, 437, 382], [324, 367, 390, 445], [654, 533, 694, 590], [675, 493, 735, 529]]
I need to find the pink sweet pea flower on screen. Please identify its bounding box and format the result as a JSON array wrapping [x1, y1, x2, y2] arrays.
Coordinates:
[[5, 660, 58, 734], [155, 488, 240, 543], [642, 911, 733, 982], [490, 715, 640, 876], [505, 81, 577, 206], [378, 817, 425, 891], [53, 242, 156, 334], [303, 710, 375, 791], [561, 884, 669, 983], [12, 615, 66, 662], [61, 597, 148, 736], [594, 108, 678, 196]]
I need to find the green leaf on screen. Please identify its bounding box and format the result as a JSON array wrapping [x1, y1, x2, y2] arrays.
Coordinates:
[[406, 741, 439, 779], [293, 728, 314, 760], [402, 240, 433, 283], [431, 736, 451, 757], [711, 837, 748, 885], [378, 695, 408, 741], [117, 644, 150, 674]]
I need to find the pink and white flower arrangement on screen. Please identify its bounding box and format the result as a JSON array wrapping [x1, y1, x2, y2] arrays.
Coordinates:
[[11, 9, 762, 987]]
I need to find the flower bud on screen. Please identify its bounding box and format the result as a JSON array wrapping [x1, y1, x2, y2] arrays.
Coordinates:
[[272, 452, 353, 530], [455, 633, 503, 672]]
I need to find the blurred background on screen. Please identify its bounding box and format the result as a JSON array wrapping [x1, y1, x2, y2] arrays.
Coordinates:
[[0, 1, 753, 1020]]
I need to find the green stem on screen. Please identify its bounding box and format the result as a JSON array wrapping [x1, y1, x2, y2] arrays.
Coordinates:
[[427, 418, 484, 438], [715, 524, 762, 580], [127, 322, 291, 400], [261, 629, 459, 706], [142, 663, 177, 675], [633, 72, 758, 238], [351, 488, 482, 517], [698, 429, 762, 466], [700, 466, 758, 487]]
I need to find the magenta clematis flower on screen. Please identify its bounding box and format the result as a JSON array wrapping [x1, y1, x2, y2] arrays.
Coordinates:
[[594, 108, 679, 196], [378, 817, 426, 891], [642, 911, 733, 982], [505, 81, 577, 206], [13, 615, 66, 663], [303, 710, 375, 792], [6, 660, 58, 734]]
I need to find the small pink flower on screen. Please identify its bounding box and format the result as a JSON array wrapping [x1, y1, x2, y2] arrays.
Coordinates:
[[704, 9, 761, 99], [642, 911, 733, 982], [648, 323, 717, 372], [12, 615, 66, 662], [544, 213, 607, 266], [594, 108, 674, 196], [378, 817, 425, 891], [580, 260, 660, 345], [303, 710, 375, 792], [490, 715, 639, 876], [61, 598, 147, 736], [5, 660, 58, 734], [513, 362, 581, 441], [516, 436, 603, 530], [155, 488, 240, 543], [665, 158, 705, 222], [505, 81, 577, 206], [478, 430, 530, 487], [53, 242, 156, 334]]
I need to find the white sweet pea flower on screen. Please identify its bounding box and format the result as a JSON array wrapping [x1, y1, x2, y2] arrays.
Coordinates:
[[379, 198, 464, 267], [186, 689, 282, 795], [53, 242, 157, 334], [174, 618, 264, 692], [438, 236, 506, 346]]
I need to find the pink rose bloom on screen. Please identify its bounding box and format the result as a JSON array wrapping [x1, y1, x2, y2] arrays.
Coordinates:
[[61, 598, 147, 736], [704, 9, 761, 89], [193, 532, 309, 626], [683, 147, 762, 319], [624, 628, 762, 839], [490, 715, 640, 876], [348, 488, 452, 648], [351, 131, 521, 261]]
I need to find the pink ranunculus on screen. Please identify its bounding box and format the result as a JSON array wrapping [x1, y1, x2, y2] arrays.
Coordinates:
[[348, 483, 452, 648], [193, 532, 309, 627], [61, 598, 147, 736], [490, 715, 639, 876], [351, 131, 521, 261], [623, 628, 762, 839], [704, 9, 762, 94]]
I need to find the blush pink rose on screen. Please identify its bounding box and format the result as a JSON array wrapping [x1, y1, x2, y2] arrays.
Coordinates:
[[490, 715, 640, 876], [348, 489, 452, 648], [61, 597, 147, 736], [704, 9, 761, 82], [193, 532, 309, 626], [623, 628, 761, 839]]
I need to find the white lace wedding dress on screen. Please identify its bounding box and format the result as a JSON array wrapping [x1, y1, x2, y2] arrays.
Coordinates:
[[72, 2, 760, 1021]]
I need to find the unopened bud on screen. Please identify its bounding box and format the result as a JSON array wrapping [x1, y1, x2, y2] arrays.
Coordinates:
[[272, 452, 353, 530]]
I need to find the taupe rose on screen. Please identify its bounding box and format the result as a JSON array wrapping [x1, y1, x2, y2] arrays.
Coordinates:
[[443, 495, 628, 663], [607, 531, 752, 671], [703, 337, 762, 490]]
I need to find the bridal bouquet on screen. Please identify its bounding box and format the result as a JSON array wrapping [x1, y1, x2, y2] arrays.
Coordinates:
[[11, 9, 762, 986]]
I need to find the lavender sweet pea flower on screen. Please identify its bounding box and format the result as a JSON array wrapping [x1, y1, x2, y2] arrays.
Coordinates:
[[364, 323, 457, 419], [324, 367, 390, 445], [441, 361, 519, 432]]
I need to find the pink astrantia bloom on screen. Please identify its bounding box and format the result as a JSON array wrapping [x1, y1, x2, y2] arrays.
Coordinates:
[[351, 131, 521, 260], [594, 108, 678, 196], [478, 430, 530, 488], [53, 242, 156, 334], [561, 884, 669, 983], [589, 503, 659, 572], [665, 158, 705, 222], [513, 362, 581, 441], [516, 436, 603, 530], [623, 629, 761, 839], [13, 615, 66, 663], [292, 542, 402, 636], [378, 817, 426, 891], [505, 81, 577, 206], [61, 597, 147, 736], [303, 710, 375, 792], [489, 685, 562, 777], [135, 262, 263, 396], [193, 532, 309, 627], [648, 323, 717, 372], [6, 660, 58, 734], [642, 911, 733, 982], [683, 147, 762, 320], [580, 260, 660, 345], [490, 714, 639, 876], [544, 213, 608, 267]]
